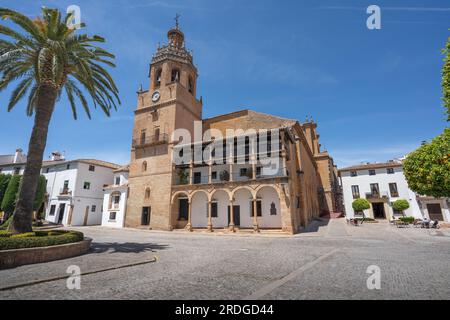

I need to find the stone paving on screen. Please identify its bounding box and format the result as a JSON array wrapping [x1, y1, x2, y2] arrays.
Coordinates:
[[1, 219, 449, 300]]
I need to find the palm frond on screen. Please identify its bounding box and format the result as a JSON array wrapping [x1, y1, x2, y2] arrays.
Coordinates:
[[0, 6, 119, 119], [8, 76, 33, 111]]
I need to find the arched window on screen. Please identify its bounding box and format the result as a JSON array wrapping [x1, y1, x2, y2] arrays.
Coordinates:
[[145, 187, 151, 199], [188, 76, 194, 94], [109, 192, 121, 210], [171, 68, 180, 83], [155, 68, 162, 87], [142, 161, 147, 172], [154, 127, 160, 141]]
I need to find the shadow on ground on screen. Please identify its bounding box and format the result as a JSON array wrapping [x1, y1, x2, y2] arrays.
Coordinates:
[[90, 242, 170, 254], [301, 218, 330, 233]]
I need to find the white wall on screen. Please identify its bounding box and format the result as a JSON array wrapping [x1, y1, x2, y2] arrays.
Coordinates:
[[101, 171, 129, 228], [419, 198, 450, 222], [44, 161, 116, 226], [101, 188, 127, 228], [210, 190, 229, 228], [191, 192, 208, 227], [340, 166, 423, 219]]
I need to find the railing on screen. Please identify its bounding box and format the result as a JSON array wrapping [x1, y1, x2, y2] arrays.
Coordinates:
[[132, 133, 169, 148], [59, 188, 72, 196], [365, 191, 389, 199], [173, 166, 288, 186]]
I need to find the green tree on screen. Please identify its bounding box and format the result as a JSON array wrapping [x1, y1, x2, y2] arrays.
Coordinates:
[[0, 175, 21, 218], [352, 198, 370, 215], [0, 8, 119, 233], [442, 35, 450, 121], [403, 128, 450, 198], [392, 199, 410, 216], [0, 174, 12, 205]]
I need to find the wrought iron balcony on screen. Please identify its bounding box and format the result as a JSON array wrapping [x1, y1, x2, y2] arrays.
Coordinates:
[[365, 191, 389, 199], [132, 133, 169, 148], [59, 188, 72, 196]]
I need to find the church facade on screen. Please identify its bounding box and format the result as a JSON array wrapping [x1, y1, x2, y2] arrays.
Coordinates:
[[124, 21, 341, 234]]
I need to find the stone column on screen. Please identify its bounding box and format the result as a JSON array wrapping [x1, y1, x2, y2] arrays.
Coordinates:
[[281, 150, 287, 176], [253, 198, 260, 233], [186, 200, 193, 232], [229, 141, 234, 182], [208, 160, 212, 184], [229, 198, 235, 232], [189, 162, 193, 185], [207, 201, 213, 232], [251, 137, 257, 180]]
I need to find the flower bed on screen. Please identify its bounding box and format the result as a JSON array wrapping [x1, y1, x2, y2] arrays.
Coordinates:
[[0, 230, 84, 251]]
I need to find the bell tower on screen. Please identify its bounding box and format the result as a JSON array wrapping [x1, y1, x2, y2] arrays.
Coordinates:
[[126, 17, 202, 230]]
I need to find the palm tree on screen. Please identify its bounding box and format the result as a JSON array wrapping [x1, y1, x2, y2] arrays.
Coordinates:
[[0, 7, 120, 233]]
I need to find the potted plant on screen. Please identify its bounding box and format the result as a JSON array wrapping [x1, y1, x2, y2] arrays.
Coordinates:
[[178, 170, 189, 185], [220, 170, 230, 182]]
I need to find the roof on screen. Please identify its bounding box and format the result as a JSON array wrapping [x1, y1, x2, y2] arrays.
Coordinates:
[[0, 155, 15, 165], [339, 161, 403, 172], [0, 158, 121, 170], [202, 109, 297, 130], [114, 165, 130, 173]]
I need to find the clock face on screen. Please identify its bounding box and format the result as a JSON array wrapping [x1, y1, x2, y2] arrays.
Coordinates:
[[152, 91, 160, 102]]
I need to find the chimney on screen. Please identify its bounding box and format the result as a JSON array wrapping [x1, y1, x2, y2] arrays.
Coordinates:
[[51, 151, 64, 161], [13, 148, 25, 163]]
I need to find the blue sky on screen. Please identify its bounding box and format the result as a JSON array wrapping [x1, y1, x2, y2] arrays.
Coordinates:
[[0, 0, 449, 167]]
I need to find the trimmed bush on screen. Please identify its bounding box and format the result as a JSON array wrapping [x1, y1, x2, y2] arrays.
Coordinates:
[[399, 216, 415, 224], [393, 199, 410, 214], [0, 230, 84, 250], [0, 215, 13, 230], [0, 175, 21, 217], [352, 198, 370, 213], [0, 174, 12, 205]]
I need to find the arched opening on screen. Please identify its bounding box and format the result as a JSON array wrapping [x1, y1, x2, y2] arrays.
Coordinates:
[[171, 192, 189, 228], [142, 161, 147, 172], [154, 127, 160, 141], [255, 186, 282, 228], [154, 68, 162, 87], [109, 191, 121, 210], [144, 187, 151, 199], [188, 76, 194, 94], [232, 188, 254, 228], [171, 68, 180, 83], [191, 191, 208, 228]]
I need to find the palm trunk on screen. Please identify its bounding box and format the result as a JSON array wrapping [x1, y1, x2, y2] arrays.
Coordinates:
[[8, 84, 57, 234]]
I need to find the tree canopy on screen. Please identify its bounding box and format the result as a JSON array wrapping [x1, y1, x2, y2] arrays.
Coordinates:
[[442, 35, 450, 121], [352, 198, 370, 212], [392, 199, 410, 212], [403, 128, 450, 198]]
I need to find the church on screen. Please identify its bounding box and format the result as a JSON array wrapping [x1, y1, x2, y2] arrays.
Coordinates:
[[123, 19, 342, 234]]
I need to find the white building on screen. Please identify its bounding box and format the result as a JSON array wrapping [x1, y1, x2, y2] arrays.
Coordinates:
[[101, 165, 129, 228], [339, 161, 450, 222], [0, 149, 121, 226]]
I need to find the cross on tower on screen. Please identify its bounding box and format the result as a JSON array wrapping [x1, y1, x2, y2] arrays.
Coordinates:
[[175, 13, 180, 29]]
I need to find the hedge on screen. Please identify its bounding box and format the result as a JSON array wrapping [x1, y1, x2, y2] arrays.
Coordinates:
[[399, 216, 415, 224], [0, 230, 84, 250]]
